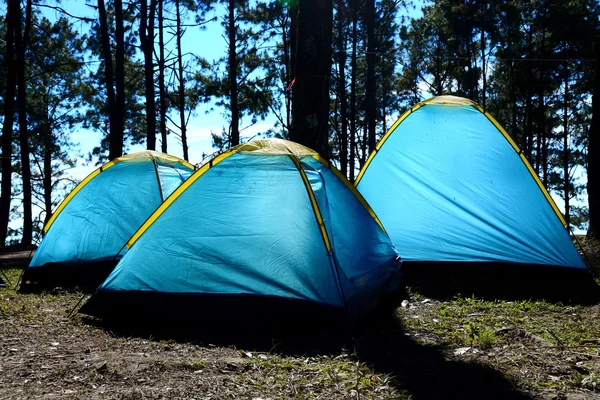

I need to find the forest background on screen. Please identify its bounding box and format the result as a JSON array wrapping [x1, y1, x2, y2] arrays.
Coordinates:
[[0, 0, 599, 246]]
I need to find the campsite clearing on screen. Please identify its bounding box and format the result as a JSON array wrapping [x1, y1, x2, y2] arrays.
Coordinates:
[[1, 267, 599, 399]]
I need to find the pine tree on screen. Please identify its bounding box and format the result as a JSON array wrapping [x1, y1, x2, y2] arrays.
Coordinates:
[[0, 0, 19, 245]]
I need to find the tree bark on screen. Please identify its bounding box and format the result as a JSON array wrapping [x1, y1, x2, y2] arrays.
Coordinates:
[[480, 28, 486, 111], [336, 1, 348, 176], [365, 0, 376, 152], [15, 0, 33, 244], [140, 0, 157, 151], [0, 0, 18, 245], [158, 0, 167, 152], [175, 0, 188, 161], [97, 0, 118, 158], [42, 106, 52, 227], [588, 34, 600, 238], [289, 2, 297, 92], [563, 63, 570, 228], [535, 87, 546, 181], [349, 4, 357, 181], [282, 7, 292, 131], [228, 0, 239, 146], [113, 0, 125, 159], [291, 0, 332, 156]]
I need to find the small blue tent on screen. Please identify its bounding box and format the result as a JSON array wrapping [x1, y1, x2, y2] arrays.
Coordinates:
[[20, 151, 195, 291], [80, 139, 401, 324], [355, 95, 586, 272]]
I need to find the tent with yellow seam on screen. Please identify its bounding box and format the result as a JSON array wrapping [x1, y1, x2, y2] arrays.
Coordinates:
[[80, 139, 401, 324]]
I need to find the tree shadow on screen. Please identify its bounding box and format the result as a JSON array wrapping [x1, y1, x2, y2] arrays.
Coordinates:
[[353, 301, 532, 399], [82, 291, 532, 399]]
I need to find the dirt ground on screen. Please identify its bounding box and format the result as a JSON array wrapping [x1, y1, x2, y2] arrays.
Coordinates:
[[1, 266, 600, 399]]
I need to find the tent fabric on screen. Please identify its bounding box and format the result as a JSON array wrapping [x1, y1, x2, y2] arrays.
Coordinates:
[[80, 139, 401, 323], [21, 151, 194, 290], [355, 95, 586, 270]]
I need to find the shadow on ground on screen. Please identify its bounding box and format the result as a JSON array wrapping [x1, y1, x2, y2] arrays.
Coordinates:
[[83, 290, 532, 399], [401, 262, 600, 305]]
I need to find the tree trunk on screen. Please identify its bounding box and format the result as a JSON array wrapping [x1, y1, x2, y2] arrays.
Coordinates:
[[0, 0, 18, 245], [541, 93, 548, 187], [524, 28, 534, 162], [588, 34, 600, 238], [98, 0, 118, 158], [365, 0, 376, 153], [525, 92, 533, 163], [140, 0, 157, 151], [290, 0, 333, 156], [228, 0, 239, 146], [536, 88, 545, 180], [175, 0, 188, 161], [113, 0, 125, 159], [349, 5, 357, 181], [480, 29, 486, 111], [289, 2, 297, 91], [510, 62, 520, 147], [158, 0, 167, 152], [336, 1, 348, 176], [43, 106, 52, 227], [563, 63, 570, 228], [283, 7, 292, 132], [16, 0, 33, 245]]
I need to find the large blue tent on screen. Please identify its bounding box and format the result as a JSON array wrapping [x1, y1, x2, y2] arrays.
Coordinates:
[[80, 139, 401, 324], [20, 151, 195, 291], [355, 95, 586, 272]]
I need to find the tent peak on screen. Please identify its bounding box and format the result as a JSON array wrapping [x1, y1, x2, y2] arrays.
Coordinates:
[[117, 151, 192, 167], [233, 138, 317, 156], [423, 95, 478, 107]]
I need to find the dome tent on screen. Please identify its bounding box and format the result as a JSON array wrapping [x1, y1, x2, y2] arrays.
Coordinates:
[[80, 139, 401, 325], [20, 151, 195, 292], [355, 96, 594, 298]]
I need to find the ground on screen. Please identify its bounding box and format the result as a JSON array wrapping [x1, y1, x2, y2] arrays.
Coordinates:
[[1, 262, 600, 400]]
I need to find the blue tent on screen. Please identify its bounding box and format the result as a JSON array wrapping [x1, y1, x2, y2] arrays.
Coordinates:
[[80, 139, 401, 324], [20, 151, 195, 291], [355, 96, 586, 271]]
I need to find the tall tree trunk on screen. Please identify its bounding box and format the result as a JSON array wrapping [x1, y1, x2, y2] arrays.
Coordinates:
[[228, 0, 239, 146], [158, 0, 167, 152], [283, 8, 292, 132], [365, 0, 376, 152], [0, 0, 18, 245], [524, 28, 534, 162], [113, 0, 125, 159], [588, 34, 600, 238], [140, 0, 157, 151], [291, 0, 333, 156], [510, 62, 520, 147], [360, 120, 368, 167], [175, 0, 188, 161], [336, 1, 348, 176], [541, 94, 548, 187], [42, 106, 52, 227], [465, 38, 476, 100], [535, 19, 547, 178], [480, 29, 486, 111], [525, 92, 533, 162], [16, 0, 33, 245], [563, 63, 570, 228], [98, 0, 118, 158], [289, 2, 297, 91], [349, 5, 357, 181]]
